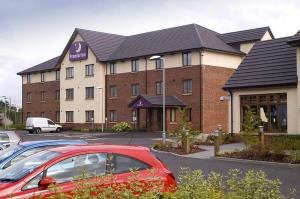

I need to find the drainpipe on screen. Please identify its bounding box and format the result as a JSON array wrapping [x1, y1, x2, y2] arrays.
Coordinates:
[[229, 90, 233, 134], [199, 50, 203, 133], [105, 63, 108, 129], [145, 57, 148, 94]]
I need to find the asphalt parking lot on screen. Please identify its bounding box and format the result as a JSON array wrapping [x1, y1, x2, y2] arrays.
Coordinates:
[[17, 131, 300, 197]]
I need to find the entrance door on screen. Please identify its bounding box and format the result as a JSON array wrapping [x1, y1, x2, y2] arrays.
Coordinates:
[[156, 109, 163, 131]]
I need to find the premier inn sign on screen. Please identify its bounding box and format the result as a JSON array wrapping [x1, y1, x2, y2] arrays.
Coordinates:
[[69, 41, 88, 61]]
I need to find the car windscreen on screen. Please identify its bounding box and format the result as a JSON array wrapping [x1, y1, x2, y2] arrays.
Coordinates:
[[0, 145, 22, 161], [0, 150, 61, 182], [0, 134, 9, 142]]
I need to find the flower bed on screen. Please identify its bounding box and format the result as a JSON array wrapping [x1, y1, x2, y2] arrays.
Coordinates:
[[153, 141, 205, 155]]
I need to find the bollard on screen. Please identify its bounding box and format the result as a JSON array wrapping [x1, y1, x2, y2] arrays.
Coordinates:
[[183, 128, 190, 154], [258, 125, 265, 151], [214, 130, 220, 156]]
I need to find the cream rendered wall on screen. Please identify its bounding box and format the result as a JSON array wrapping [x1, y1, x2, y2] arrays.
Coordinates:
[[22, 71, 57, 84], [240, 42, 255, 54], [60, 34, 106, 124], [202, 50, 243, 69], [228, 87, 299, 134], [261, 31, 273, 41]]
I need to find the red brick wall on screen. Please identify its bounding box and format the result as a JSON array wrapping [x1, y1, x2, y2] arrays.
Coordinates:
[[202, 65, 235, 133], [22, 81, 60, 123]]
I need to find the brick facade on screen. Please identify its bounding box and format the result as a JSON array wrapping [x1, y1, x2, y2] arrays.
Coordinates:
[[22, 80, 60, 124]]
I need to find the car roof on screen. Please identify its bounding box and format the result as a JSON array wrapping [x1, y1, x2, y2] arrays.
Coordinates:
[[49, 144, 150, 154], [20, 140, 86, 147]]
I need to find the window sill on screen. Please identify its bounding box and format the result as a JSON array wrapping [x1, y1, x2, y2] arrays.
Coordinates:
[[109, 97, 117, 99], [182, 93, 192, 96], [131, 95, 138, 98], [85, 98, 94, 100], [40, 101, 46, 103], [182, 65, 192, 68], [65, 99, 74, 101], [66, 121, 74, 123], [170, 122, 177, 125], [65, 77, 74, 80], [85, 75, 94, 78], [109, 121, 117, 124], [26, 102, 32, 104]]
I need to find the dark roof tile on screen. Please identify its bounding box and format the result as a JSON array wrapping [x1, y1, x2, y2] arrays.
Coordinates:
[[17, 56, 60, 75]]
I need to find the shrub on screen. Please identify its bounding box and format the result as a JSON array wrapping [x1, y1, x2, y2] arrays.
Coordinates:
[[111, 122, 132, 132], [240, 106, 259, 149], [267, 135, 300, 152]]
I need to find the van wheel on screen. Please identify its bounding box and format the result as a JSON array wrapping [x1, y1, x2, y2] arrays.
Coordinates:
[[35, 128, 41, 134], [56, 128, 61, 133]]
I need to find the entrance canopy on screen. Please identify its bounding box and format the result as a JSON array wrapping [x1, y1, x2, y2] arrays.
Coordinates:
[[129, 95, 186, 109]]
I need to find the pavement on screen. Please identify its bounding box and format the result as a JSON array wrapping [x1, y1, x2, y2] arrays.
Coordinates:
[[15, 131, 300, 197]]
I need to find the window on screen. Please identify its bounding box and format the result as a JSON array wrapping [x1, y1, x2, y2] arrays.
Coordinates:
[[156, 81, 163, 95], [132, 109, 137, 122], [183, 79, 192, 94], [26, 112, 31, 118], [85, 87, 94, 99], [26, 92, 32, 103], [85, 64, 94, 77], [110, 63, 116, 74], [66, 89, 74, 100], [131, 59, 139, 72], [48, 119, 55, 125], [27, 74, 31, 83], [170, 108, 176, 122], [46, 153, 107, 184], [40, 91, 46, 102], [86, 110, 94, 122], [107, 154, 150, 174], [56, 70, 60, 80], [186, 108, 192, 122], [40, 112, 46, 117], [66, 67, 74, 79], [110, 110, 117, 122], [182, 52, 192, 66], [155, 59, 164, 69], [66, 111, 74, 122], [131, 84, 140, 96], [41, 72, 45, 82], [23, 173, 43, 190], [110, 85, 117, 98], [55, 90, 60, 101], [55, 111, 60, 122]]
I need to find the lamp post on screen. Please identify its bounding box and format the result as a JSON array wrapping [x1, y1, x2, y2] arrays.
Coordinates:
[[149, 55, 166, 144], [96, 87, 104, 132]]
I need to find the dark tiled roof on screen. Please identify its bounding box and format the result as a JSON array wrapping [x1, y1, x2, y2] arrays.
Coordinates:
[[287, 31, 300, 46], [17, 56, 60, 75], [108, 24, 241, 61], [219, 27, 273, 44], [224, 37, 297, 90], [129, 95, 186, 107]]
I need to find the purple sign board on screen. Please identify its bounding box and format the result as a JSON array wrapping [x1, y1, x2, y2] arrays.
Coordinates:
[[132, 98, 151, 109], [69, 41, 88, 61]]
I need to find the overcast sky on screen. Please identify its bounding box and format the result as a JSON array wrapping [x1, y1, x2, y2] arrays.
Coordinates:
[[1, 0, 300, 106]]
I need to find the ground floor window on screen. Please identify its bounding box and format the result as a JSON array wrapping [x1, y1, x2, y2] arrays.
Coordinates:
[[55, 111, 60, 122], [240, 93, 287, 132], [26, 112, 31, 118], [40, 112, 46, 118], [185, 108, 192, 122], [170, 108, 176, 122], [132, 110, 137, 122], [110, 110, 117, 122], [66, 111, 74, 123], [85, 110, 94, 122]]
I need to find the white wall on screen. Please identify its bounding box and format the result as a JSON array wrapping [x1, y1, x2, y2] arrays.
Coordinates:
[[60, 34, 106, 124], [228, 87, 299, 134], [22, 70, 57, 84], [202, 51, 244, 69]]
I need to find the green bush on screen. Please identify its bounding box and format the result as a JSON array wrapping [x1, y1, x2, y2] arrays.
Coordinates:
[[240, 106, 259, 149], [8, 124, 24, 130], [267, 135, 300, 152], [111, 122, 132, 132]]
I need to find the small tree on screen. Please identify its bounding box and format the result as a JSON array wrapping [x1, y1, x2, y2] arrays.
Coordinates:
[[241, 106, 259, 149]]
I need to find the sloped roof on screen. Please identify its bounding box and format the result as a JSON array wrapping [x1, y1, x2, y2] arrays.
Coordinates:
[[287, 31, 300, 46], [129, 95, 186, 108], [108, 24, 242, 61], [219, 27, 273, 44], [17, 56, 60, 75], [224, 37, 297, 90]]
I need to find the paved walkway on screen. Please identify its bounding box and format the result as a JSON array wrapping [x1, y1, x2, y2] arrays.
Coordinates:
[[185, 143, 245, 159]]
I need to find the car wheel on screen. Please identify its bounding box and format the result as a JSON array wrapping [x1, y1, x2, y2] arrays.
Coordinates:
[[35, 128, 41, 134], [56, 128, 61, 133]]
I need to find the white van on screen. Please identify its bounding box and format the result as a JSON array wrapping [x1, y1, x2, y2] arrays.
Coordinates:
[[26, 117, 62, 134]]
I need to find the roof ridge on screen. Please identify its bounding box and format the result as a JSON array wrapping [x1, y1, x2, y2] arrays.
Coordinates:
[[221, 26, 269, 35], [193, 24, 205, 46], [76, 28, 125, 37]]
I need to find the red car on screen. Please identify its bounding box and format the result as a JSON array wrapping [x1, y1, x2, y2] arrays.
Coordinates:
[[0, 144, 176, 198]]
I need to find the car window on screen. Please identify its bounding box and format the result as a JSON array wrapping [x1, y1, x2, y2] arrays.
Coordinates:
[[108, 154, 150, 174], [46, 153, 107, 184], [47, 120, 55, 125], [0, 134, 9, 142], [23, 172, 44, 190]]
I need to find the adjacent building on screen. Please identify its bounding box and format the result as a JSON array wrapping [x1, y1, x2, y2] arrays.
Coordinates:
[[18, 24, 273, 133], [224, 31, 300, 134]]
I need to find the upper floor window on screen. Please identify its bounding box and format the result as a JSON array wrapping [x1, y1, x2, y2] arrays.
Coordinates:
[[85, 110, 94, 122], [66, 88, 74, 100], [66, 111, 74, 122], [55, 90, 60, 101], [85, 64, 94, 77], [56, 70, 60, 80], [26, 92, 32, 103], [27, 74, 31, 84], [110, 63, 116, 74], [131, 59, 139, 72], [40, 91, 46, 102], [110, 85, 117, 98], [156, 81, 163, 95], [131, 84, 140, 96], [155, 59, 164, 69], [85, 87, 94, 99], [182, 52, 192, 66], [183, 79, 192, 94], [41, 72, 45, 82], [66, 67, 74, 79]]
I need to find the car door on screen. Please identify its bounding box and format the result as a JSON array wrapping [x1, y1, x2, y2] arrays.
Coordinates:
[[47, 119, 56, 132], [21, 153, 108, 198]]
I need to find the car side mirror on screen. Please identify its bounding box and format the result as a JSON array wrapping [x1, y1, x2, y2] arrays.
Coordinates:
[[38, 176, 56, 188]]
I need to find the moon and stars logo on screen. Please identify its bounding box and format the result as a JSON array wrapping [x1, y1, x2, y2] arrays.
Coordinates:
[[69, 41, 88, 61]]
